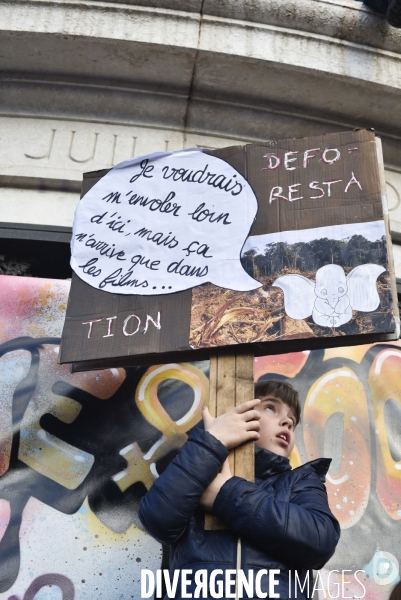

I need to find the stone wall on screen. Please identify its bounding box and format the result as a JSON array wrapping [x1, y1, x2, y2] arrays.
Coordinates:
[[1, 0, 401, 274]]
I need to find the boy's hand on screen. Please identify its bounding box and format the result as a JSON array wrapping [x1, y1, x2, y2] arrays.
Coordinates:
[[199, 459, 232, 513], [202, 399, 261, 449]]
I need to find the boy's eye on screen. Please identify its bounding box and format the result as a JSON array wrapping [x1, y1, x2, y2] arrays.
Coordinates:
[[265, 405, 275, 412]]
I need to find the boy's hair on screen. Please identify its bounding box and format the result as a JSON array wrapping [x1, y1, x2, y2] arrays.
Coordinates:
[[254, 379, 301, 426]]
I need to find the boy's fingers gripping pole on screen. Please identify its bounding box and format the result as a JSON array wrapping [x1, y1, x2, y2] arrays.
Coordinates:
[[202, 405, 213, 429], [205, 347, 255, 531]]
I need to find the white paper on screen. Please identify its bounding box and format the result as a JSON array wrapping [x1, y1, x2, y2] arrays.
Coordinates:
[[273, 263, 385, 327], [71, 150, 260, 295]]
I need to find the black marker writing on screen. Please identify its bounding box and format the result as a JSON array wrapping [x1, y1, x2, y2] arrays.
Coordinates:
[[129, 158, 154, 183], [182, 241, 213, 258], [106, 212, 130, 234], [79, 257, 102, 277], [161, 163, 243, 196], [99, 267, 149, 289], [188, 203, 231, 225], [91, 211, 107, 224], [167, 259, 208, 278], [134, 227, 179, 249], [102, 191, 121, 204], [130, 254, 160, 270], [126, 190, 181, 216], [78, 234, 126, 260]]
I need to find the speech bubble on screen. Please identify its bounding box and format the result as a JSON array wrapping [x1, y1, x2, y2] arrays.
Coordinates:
[[71, 149, 261, 295]]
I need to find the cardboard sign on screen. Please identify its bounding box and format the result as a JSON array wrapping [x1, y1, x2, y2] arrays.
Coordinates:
[[60, 130, 399, 370]]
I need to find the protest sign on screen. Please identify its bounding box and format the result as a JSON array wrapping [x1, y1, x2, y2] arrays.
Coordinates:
[[60, 130, 399, 370]]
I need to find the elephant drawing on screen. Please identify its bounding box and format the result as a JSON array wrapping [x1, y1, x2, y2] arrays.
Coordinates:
[[272, 263, 386, 327]]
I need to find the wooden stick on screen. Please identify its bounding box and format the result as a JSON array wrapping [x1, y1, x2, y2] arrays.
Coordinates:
[[205, 347, 254, 530]]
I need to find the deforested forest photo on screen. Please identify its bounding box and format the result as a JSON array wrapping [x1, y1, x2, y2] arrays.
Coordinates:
[[189, 223, 394, 348], [241, 234, 387, 280]]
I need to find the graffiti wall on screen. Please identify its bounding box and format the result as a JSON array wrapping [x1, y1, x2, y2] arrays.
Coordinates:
[[0, 275, 209, 600], [0, 275, 400, 599], [255, 346, 401, 598]]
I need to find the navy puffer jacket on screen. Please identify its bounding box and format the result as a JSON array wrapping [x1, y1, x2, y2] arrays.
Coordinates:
[[139, 428, 340, 600]]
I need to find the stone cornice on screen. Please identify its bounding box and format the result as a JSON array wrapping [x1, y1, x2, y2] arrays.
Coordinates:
[[0, 1, 201, 48], [2, 1, 401, 93], [3, 0, 401, 51], [6, 0, 399, 51], [203, 0, 401, 53], [1, 0, 401, 166]]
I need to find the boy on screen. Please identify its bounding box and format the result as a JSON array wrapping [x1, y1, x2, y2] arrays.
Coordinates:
[[139, 380, 340, 599]]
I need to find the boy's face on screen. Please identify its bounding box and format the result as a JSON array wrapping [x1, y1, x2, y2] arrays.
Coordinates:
[[254, 395, 296, 458]]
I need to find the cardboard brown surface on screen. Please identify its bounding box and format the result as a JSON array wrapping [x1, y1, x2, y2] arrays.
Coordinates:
[[242, 129, 383, 235], [60, 130, 398, 369]]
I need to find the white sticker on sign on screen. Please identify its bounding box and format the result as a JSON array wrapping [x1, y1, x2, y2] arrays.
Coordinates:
[[71, 149, 261, 295]]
